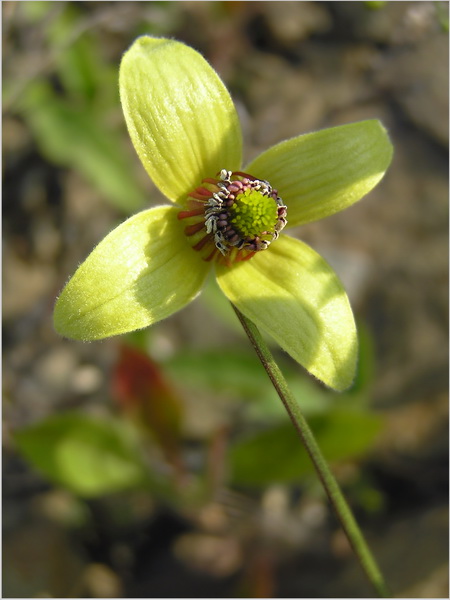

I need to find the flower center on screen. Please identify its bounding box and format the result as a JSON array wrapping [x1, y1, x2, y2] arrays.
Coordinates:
[[229, 188, 278, 239], [178, 170, 287, 265]]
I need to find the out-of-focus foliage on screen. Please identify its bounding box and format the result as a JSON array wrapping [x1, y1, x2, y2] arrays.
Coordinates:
[[168, 323, 381, 486], [14, 412, 150, 497], [13, 325, 381, 498], [4, 2, 147, 212], [19, 81, 146, 213], [229, 411, 382, 486]]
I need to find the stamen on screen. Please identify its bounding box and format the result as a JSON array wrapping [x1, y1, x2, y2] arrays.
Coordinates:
[[178, 170, 287, 265], [184, 222, 205, 236], [178, 208, 205, 219]]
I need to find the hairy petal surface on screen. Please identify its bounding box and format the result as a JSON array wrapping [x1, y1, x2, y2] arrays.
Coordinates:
[[246, 120, 393, 227], [216, 235, 358, 391], [120, 36, 242, 204], [54, 207, 209, 341]]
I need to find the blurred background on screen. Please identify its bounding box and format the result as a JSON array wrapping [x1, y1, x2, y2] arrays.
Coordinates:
[[2, 1, 448, 598]]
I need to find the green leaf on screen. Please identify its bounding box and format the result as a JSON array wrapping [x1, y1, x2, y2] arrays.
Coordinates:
[[19, 82, 146, 212], [43, 4, 100, 101], [216, 235, 358, 391], [54, 206, 210, 341], [229, 410, 383, 486], [56, 35, 108, 103], [119, 36, 242, 204], [165, 348, 333, 423], [166, 349, 272, 397], [245, 120, 393, 227], [14, 413, 149, 497]]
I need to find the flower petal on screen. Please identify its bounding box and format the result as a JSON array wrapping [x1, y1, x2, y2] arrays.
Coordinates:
[[215, 235, 358, 391], [120, 36, 242, 204], [245, 120, 393, 227], [54, 206, 210, 340]]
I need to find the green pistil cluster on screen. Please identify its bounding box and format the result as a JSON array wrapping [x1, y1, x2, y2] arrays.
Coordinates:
[[229, 189, 278, 239]]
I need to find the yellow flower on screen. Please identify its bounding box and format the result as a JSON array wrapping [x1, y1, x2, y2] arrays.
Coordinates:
[[54, 37, 393, 391]]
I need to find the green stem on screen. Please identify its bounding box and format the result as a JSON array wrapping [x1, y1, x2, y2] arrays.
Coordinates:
[[232, 305, 390, 598]]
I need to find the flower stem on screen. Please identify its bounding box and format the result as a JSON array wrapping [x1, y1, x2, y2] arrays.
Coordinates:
[[232, 304, 390, 598]]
